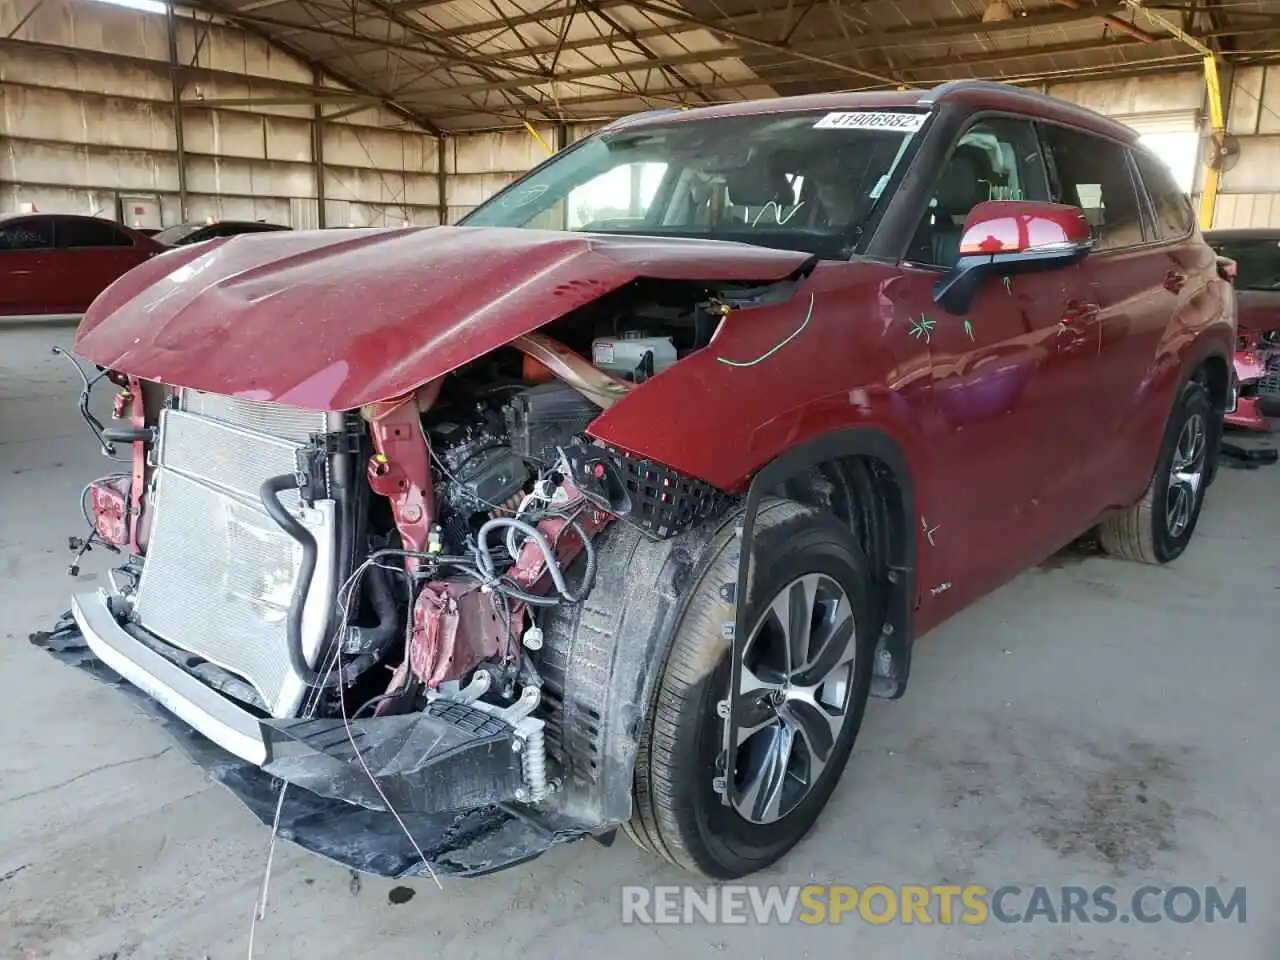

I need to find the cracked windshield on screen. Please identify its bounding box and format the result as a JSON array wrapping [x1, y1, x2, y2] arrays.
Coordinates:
[[462, 110, 926, 259]]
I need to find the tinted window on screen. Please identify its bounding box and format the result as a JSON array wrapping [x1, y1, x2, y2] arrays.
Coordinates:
[[56, 218, 134, 248], [909, 117, 1051, 267], [1042, 125, 1145, 251], [1133, 151, 1195, 239], [0, 219, 54, 250]]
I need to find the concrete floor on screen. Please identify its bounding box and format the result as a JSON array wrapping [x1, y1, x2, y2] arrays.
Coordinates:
[[1, 322, 1277, 960]]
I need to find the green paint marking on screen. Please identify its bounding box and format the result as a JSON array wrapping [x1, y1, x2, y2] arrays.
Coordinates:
[[909, 314, 936, 343], [963, 318, 974, 342], [1003, 276, 1013, 295]]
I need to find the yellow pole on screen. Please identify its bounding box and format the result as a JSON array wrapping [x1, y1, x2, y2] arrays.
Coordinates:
[[1120, 4, 1225, 231], [1199, 54, 1225, 231], [523, 120, 554, 156]]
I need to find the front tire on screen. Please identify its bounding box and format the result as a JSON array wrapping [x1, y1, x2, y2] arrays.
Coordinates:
[[1099, 380, 1212, 564], [625, 499, 876, 878]]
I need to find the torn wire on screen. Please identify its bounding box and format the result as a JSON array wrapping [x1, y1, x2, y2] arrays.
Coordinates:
[[248, 552, 444, 957], [50, 346, 127, 460]]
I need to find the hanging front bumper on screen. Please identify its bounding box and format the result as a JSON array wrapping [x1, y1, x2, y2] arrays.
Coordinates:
[[30, 594, 587, 878]]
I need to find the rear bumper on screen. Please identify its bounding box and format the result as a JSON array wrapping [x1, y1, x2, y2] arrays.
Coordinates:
[[31, 594, 587, 878]]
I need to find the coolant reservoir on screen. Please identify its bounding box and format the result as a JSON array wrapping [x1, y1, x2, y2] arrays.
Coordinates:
[[591, 332, 677, 381]]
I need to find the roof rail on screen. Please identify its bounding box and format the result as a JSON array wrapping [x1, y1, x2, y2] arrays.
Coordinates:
[[603, 107, 685, 131], [918, 79, 1049, 105], [919, 79, 1139, 140]]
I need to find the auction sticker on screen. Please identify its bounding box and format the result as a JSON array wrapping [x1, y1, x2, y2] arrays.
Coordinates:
[[813, 111, 927, 132]]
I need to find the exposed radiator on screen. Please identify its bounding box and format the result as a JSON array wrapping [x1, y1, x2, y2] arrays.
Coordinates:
[[133, 394, 338, 718]]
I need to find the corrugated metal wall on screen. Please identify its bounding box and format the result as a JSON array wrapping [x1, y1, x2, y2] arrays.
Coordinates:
[[440, 122, 607, 222], [444, 124, 555, 224], [0, 1, 440, 228]]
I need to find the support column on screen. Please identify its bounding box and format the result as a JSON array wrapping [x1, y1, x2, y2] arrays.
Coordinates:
[[312, 68, 327, 228], [166, 3, 188, 223], [1199, 55, 1228, 231], [438, 135, 448, 226]]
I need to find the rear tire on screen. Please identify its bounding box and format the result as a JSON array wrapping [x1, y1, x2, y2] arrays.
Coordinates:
[[625, 499, 876, 878], [1099, 380, 1211, 564]]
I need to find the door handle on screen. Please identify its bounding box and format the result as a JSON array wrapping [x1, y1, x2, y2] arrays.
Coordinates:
[[1164, 270, 1187, 293]]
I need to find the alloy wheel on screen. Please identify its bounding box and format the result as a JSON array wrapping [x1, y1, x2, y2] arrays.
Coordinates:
[[728, 573, 857, 825], [1166, 412, 1206, 538]]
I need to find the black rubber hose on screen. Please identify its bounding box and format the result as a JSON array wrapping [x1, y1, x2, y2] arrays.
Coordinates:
[[260, 473, 323, 686], [339, 563, 400, 681]]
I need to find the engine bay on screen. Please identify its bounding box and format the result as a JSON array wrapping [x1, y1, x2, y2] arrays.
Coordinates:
[[62, 280, 747, 732]]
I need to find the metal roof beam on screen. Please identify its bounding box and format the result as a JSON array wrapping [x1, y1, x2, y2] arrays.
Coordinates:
[[356, 0, 559, 119], [395, 47, 750, 97], [187, 0, 447, 134], [176, 0, 545, 75], [0, 33, 351, 95], [301, 0, 1144, 81], [582, 0, 716, 103], [425, 0, 1122, 44]]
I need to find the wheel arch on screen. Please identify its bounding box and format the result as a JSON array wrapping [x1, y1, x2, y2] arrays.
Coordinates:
[[1172, 324, 1233, 410], [1121, 330, 1233, 499], [735, 426, 918, 701], [535, 426, 919, 835]]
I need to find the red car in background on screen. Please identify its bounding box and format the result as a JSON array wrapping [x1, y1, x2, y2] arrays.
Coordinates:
[[0, 213, 162, 321], [1205, 229, 1280, 431]]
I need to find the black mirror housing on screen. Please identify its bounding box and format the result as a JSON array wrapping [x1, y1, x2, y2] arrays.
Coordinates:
[[933, 245, 1091, 315]]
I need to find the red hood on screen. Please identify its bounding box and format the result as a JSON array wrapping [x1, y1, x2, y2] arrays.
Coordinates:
[[1236, 289, 1280, 334], [75, 226, 809, 410]]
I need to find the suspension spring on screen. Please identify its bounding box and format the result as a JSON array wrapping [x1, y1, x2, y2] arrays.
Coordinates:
[[521, 725, 550, 802]]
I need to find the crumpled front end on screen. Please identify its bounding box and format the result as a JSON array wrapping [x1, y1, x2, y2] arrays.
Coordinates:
[[34, 229, 811, 876], [33, 373, 612, 875], [31, 611, 582, 878]]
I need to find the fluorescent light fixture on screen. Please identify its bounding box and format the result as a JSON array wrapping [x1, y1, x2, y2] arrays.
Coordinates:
[[87, 0, 168, 14]]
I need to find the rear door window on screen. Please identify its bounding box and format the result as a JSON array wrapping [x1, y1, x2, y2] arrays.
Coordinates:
[[0, 219, 54, 250], [1132, 151, 1195, 240], [1041, 125, 1146, 251], [55, 218, 135, 248]]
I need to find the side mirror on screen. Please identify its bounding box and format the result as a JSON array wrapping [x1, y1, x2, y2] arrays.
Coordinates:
[[934, 201, 1094, 314]]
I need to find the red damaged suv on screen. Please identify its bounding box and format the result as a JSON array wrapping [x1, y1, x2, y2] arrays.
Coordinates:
[[35, 81, 1234, 880]]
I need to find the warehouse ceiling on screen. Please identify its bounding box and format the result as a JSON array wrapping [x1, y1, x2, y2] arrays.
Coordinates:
[[181, 0, 1280, 130]]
